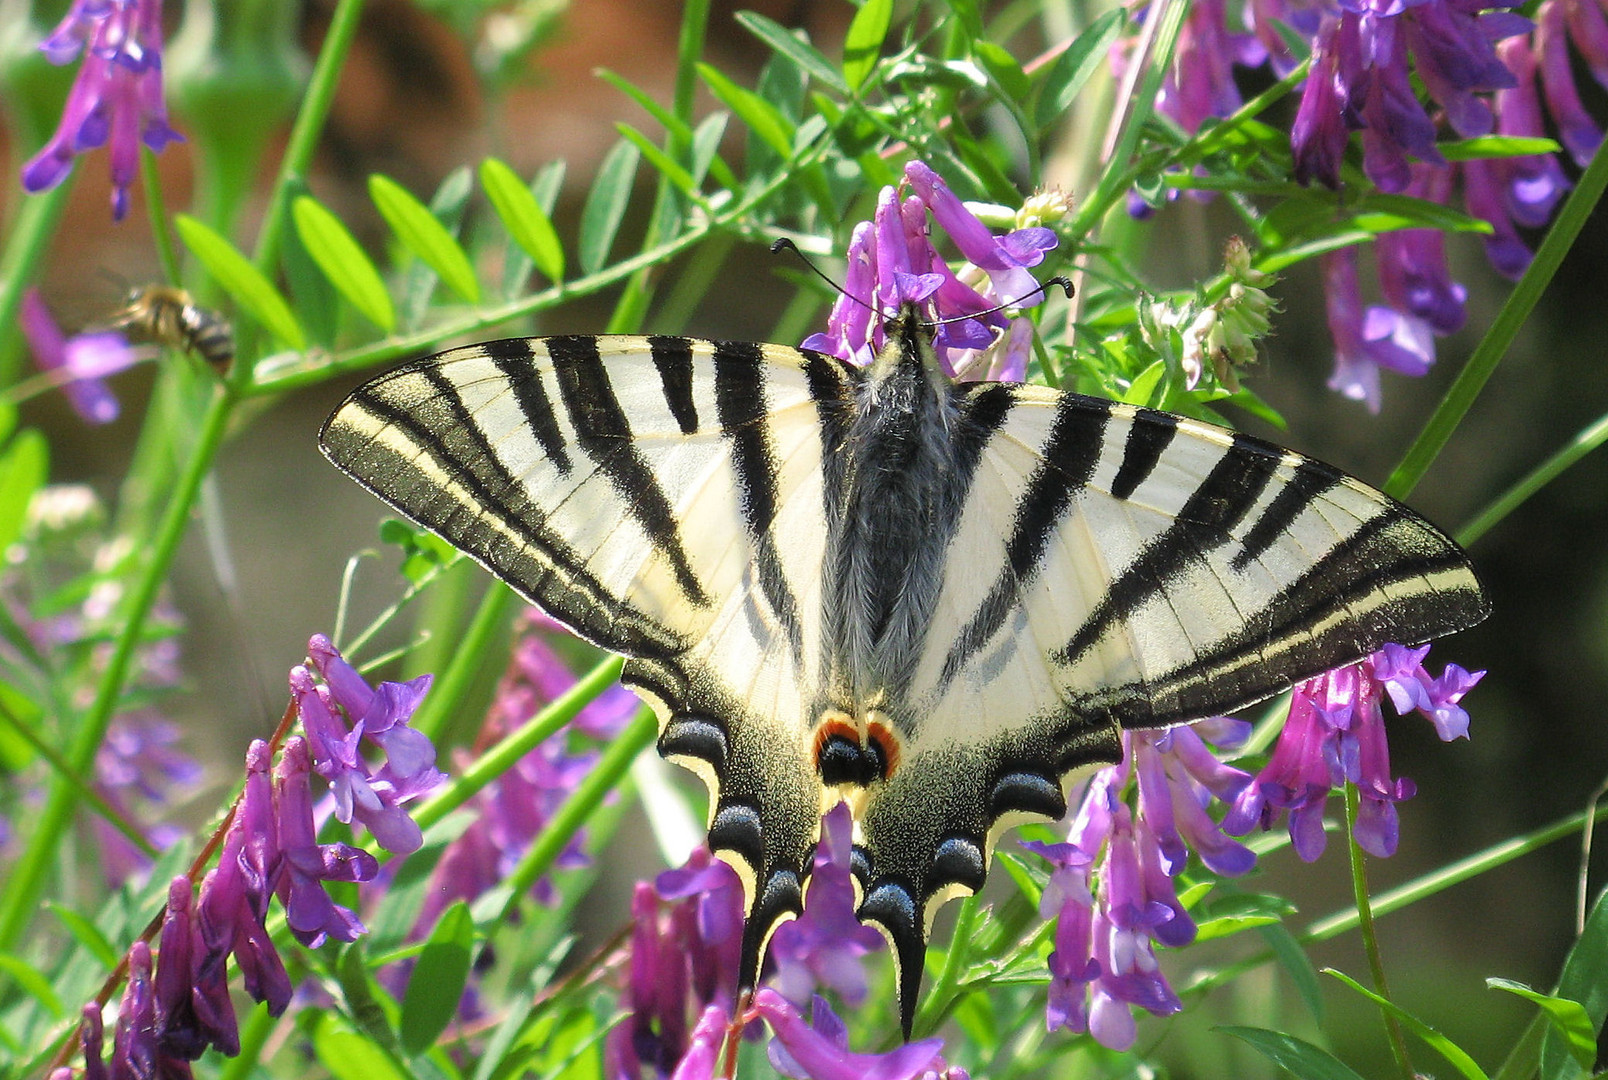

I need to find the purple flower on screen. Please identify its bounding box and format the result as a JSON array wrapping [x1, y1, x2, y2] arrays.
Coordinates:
[[1377, 165, 1468, 335], [79, 1004, 107, 1080], [1025, 719, 1246, 1050], [111, 941, 181, 1080], [1290, 14, 1358, 190], [610, 848, 746, 1078], [1462, 156, 1533, 279], [20, 288, 137, 424], [155, 878, 237, 1059], [272, 736, 377, 946], [1492, 35, 1572, 230], [1322, 247, 1439, 413], [1223, 644, 1484, 860], [803, 160, 1058, 379], [291, 639, 442, 855], [1157, 0, 1264, 135], [1536, 0, 1603, 166], [21, 0, 183, 220], [194, 740, 291, 1016], [767, 802, 885, 1007], [756, 991, 944, 1080]]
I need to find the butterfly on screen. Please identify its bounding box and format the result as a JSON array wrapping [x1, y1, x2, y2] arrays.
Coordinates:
[[320, 304, 1488, 1034]]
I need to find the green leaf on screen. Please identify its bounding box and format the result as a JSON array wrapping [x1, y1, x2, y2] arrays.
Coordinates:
[[291, 196, 395, 332], [697, 63, 796, 160], [0, 951, 63, 1016], [479, 157, 565, 284], [46, 901, 120, 969], [595, 69, 696, 147], [1324, 968, 1490, 1080], [734, 12, 846, 93], [1035, 9, 1126, 129], [336, 942, 398, 1053], [369, 173, 480, 305], [615, 122, 697, 196], [1489, 979, 1596, 1070], [400, 901, 476, 1056], [1122, 359, 1167, 407], [842, 0, 893, 93], [578, 139, 641, 277], [0, 430, 46, 555], [174, 215, 306, 349], [1440, 135, 1562, 161], [1218, 1026, 1370, 1080], [1259, 921, 1324, 1023], [313, 1015, 408, 1080], [1347, 192, 1493, 235], [973, 40, 1029, 105], [1543, 887, 1608, 1080], [279, 180, 340, 346], [690, 112, 734, 190]]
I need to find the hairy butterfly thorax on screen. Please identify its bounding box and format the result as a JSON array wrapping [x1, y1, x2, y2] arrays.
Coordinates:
[[321, 298, 1487, 1035]]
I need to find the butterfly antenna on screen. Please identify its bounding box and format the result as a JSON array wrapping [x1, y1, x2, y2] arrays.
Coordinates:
[[927, 275, 1074, 328], [769, 237, 880, 317]]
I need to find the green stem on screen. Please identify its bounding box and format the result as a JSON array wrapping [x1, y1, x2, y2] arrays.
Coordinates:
[[141, 146, 183, 288], [0, 180, 73, 387], [412, 655, 626, 834], [911, 894, 981, 1038], [1385, 132, 1608, 500], [497, 709, 656, 921], [407, 581, 517, 744], [247, 0, 365, 278], [1456, 407, 1608, 547], [0, 387, 236, 950], [1343, 784, 1414, 1080]]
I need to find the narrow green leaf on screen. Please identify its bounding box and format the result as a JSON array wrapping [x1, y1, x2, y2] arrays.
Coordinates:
[[0, 952, 63, 1016], [369, 174, 480, 304], [0, 403, 17, 444], [697, 63, 796, 159], [336, 942, 398, 1053], [1440, 135, 1562, 161], [1543, 887, 1608, 1080], [1035, 9, 1126, 129], [174, 215, 305, 349], [596, 69, 696, 147], [312, 1015, 407, 1080], [291, 196, 396, 331], [842, 0, 893, 92], [479, 157, 565, 284], [734, 11, 846, 92], [0, 430, 46, 555], [615, 122, 697, 196], [1259, 922, 1324, 1023], [973, 40, 1030, 105], [1489, 979, 1596, 1069], [577, 139, 641, 277], [690, 112, 735, 190], [1347, 192, 1493, 235], [46, 901, 120, 969], [279, 179, 340, 347], [400, 901, 476, 1056], [1218, 1026, 1370, 1080], [1324, 968, 1490, 1080]]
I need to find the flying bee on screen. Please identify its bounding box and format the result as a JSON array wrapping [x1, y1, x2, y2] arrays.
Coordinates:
[[108, 285, 234, 369]]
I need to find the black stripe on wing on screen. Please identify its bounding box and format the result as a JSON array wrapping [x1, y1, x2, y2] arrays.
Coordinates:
[[646, 335, 700, 434], [938, 390, 1109, 690], [1057, 428, 1283, 667], [483, 338, 572, 473], [547, 335, 711, 609], [319, 350, 690, 659]]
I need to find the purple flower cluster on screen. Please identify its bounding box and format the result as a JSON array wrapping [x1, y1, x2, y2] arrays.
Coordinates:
[[1224, 643, 1484, 861], [413, 611, 639, 928], [610, 803, 962, 1080], [296, 634, 443, 855], [1025, 719, 1253, 1050], [21, 0, 183, 220], [803, 159, 1059, 380], [19, 289, 138, 425], [93, 715, 199, 885], [71, 637, 442, 1075], [1121, 0, 1607, 409]]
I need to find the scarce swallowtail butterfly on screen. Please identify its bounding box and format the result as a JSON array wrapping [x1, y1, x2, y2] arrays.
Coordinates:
[[320, 304, 1488, 1034]]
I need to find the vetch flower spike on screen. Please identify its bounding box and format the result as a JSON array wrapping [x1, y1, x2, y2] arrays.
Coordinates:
[[21, 0, 184, 220]]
